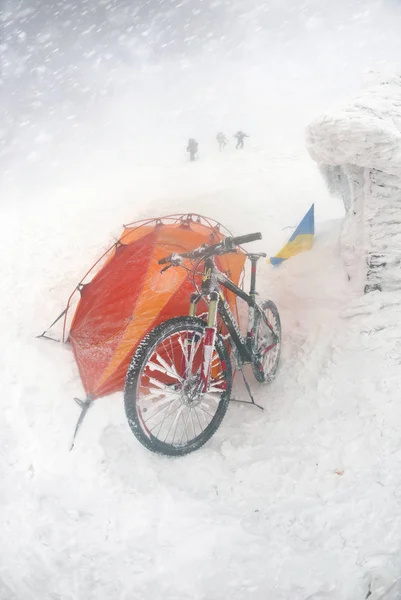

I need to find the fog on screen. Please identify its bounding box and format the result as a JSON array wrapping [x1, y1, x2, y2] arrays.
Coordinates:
[[2, 6, 401, 597], [2, 0, 401, 188]]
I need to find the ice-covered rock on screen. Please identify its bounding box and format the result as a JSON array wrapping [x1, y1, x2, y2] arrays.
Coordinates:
[[306, 75, 401, 294]]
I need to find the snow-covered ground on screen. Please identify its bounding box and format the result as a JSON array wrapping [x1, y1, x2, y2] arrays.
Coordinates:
[[4, 0, 401, 596], [2, 137, 401, 600]]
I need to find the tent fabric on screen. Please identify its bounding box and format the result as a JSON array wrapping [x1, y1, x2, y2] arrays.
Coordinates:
[[269, 204, 315, 266], [63, 214, 246, 400]]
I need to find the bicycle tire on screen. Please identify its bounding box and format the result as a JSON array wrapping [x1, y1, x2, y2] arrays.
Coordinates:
[[252, 300, 281, 383], [124, 316, 232, 456]]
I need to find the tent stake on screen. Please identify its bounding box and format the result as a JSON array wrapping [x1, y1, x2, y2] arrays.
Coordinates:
[[70, 396, 93, 450], [233, 370, 265, 411], [36, 333, 61, 342], [36, 307, 68, 342]]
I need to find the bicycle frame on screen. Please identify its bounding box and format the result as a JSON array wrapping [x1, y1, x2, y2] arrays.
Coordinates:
[[189, 255, 263, 390]]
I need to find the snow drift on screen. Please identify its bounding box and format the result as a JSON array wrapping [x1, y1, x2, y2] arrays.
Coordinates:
[[4, 67, 401, 600]]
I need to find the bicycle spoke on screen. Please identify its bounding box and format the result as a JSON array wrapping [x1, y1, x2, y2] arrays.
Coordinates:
[[161, 338, 174, 365], [142, 395, 178, 424], [172, 406, 186, 445], [194, 406, 207, 431], [177, 335, 189, 369], [163, 403, 182, 443], [148, 398, 180, 430], [179, 408, 191, 444], [209, 376, 225, 390], [198, 405, 215, 420], [145, 359, 181, 382], [169, 337, 176, 372], [153, 403, 179, 439], [211, 354, 220, 366], [139, 390, 174, 403], [194, 406, 204, 435], [146, 376, 173, 391], [154, 352, 182, 381], [190, 407, 198, 438], [153, 402, 183, 437], [201, 395, 222, 415], [263, 342, 277, 354]]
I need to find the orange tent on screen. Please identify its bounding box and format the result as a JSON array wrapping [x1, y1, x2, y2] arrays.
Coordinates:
[[58, 214, 246, 400]]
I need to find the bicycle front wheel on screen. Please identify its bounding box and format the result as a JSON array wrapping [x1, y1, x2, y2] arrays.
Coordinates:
[[124, 316, 232, 456]]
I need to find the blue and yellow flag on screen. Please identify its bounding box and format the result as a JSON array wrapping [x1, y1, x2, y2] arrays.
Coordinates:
[[269, 204, 314, 266]]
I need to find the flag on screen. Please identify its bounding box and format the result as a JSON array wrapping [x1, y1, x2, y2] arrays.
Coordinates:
[[269, 204, 314, 266]]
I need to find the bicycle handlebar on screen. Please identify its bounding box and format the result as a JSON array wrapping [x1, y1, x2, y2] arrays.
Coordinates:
[[230, 232, 262, 246], [158, 232, 262, 266]]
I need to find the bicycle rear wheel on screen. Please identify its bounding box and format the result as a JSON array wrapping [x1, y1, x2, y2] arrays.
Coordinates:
[[124, 316, 232, 456], [252, 300, 281, 383]]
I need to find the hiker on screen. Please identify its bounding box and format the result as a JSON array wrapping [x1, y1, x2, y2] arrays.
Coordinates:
[[187, 138, 199, 161], [234, 131, 249, 149], [216, 132, 228, 151]]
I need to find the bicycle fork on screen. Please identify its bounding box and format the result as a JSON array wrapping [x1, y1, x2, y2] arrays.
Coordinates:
[[188, 291, 219, 393]]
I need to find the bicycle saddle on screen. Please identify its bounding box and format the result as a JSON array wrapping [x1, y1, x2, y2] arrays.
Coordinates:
[[247, 253, 267, 261]]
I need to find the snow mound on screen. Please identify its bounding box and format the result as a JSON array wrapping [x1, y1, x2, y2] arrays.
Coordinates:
[[306, 75, 401, 294], [307, 74, 401, 176]]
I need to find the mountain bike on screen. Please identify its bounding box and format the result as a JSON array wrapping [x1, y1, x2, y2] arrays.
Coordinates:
[[124, 232, 281, 456]]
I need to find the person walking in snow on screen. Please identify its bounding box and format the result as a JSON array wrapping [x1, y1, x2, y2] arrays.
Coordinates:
[[216, 132, 228, 151], [187, 138, 199, 162], [234, 131, 249, 149]]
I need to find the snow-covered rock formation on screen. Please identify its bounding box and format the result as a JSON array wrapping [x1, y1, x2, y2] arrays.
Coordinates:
[[307, 74, 401, 294]]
